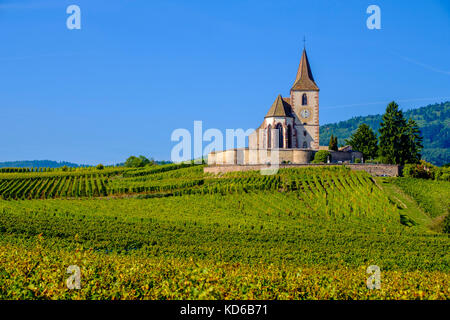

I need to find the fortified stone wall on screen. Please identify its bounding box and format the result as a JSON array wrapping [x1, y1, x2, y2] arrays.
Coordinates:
[[208, 149, 314, 166], [204, 163, 402, 177], [208, 149, 362, 165], [329, 151, 363, 162]]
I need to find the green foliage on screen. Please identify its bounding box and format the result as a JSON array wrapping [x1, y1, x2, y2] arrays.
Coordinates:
[[328, 135, 338, 151], [0, 166, 449, 299], [379, 101, 407, 164], [320, 101, 449, 166], [403, 160, 450, 181], [312, 150, 330, 163], [393, 178, 450, 218], [405, 118, 423, 164], [96, 164, 104, 170], [378, 101, 423, 165], [0, 167, 447, 271], [403, 160, 434, 179], [443, 215, 450, 234], [125, 155, 154, 168], [0, 236, 448, 299], [345, 123, 378, 159]]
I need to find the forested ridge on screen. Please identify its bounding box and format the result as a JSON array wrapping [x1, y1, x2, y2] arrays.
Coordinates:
[[320, 102, 450, 166]]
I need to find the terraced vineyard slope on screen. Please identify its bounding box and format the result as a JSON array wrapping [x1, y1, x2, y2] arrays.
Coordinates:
[[0, 165, 448, 299]]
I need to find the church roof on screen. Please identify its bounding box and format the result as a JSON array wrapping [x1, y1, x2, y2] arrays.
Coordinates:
[[265, 94, 293, 118], [291, 49, 319, 91], [282, 97, 291, 104]]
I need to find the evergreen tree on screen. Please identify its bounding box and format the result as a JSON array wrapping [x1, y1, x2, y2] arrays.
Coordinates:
[[328, 135, 338, 151], [405, 118, 423, 163], [379, 101, 423, 165], [379, 101, 406, 164], [345, 124, 378, 159]]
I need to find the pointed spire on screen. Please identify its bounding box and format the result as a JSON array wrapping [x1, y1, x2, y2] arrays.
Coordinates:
[[291, 49, 319, 91], [265, 94, 293, 118]]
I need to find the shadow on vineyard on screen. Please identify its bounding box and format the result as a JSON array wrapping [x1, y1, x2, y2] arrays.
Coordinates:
[[0, 164, 449, 299]]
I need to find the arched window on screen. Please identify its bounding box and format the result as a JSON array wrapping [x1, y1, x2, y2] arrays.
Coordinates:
[[303, 141, 308, 149], [287, 125, 292, 148], [302, 93, 307, 105], [267, 125, 272, 148], [276, 123, 283, 148], [303, 130, 307, 137]]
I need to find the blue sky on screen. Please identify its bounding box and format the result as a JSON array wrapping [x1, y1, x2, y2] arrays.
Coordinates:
[[0, 0, 449, 164]]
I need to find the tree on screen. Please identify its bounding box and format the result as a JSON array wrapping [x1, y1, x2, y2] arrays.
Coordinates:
[[312, 150, 331, 163], [125, 156, 143, 168], [405, 118, 423, 164], [139, 155, 155, 166], [345, 123, 378, 159], [96, 164, 104, 170], [125, 155, 155, 168], [328, 135, 338, 151], [378, 101, 408, 164], [379, 101, 424, 165]]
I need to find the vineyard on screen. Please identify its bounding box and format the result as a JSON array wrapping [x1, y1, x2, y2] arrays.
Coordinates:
[[0, 164, 380, 199], [0, 164, 449, 299]]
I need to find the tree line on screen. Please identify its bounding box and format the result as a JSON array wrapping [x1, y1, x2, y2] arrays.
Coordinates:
[[337, 101, 424, 165]]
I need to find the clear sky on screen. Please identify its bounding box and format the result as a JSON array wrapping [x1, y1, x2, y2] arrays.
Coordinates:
[[0, 0, 449, 164]]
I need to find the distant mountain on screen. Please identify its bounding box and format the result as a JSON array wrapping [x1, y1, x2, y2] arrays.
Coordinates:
[[0, 160, 84, 168], [0, 160, 172, 169], [320, 102, 450, 166]]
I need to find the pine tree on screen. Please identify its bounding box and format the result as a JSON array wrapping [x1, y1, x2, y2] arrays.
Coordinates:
[[328, 135, 338, 151], [345, 123, 378, 159], [405, 118, 423, 163], [379, 101, 423, 165]]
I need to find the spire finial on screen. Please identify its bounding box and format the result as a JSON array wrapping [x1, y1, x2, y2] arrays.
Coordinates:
[[303, 36, 306, 49]]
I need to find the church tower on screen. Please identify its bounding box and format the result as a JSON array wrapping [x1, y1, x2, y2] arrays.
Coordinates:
[[208, 47, 363, 166], [290, 49, 320, 150], [248, 47, 320, 152]]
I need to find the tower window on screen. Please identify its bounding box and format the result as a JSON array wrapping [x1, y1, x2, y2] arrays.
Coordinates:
[[303, 141, 308, 148], [302, 93, 307, 105], [303, 130, 307, 137]]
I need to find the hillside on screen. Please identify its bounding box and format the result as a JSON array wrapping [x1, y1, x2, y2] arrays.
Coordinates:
[[320, 102, 450, 166], [0, 164, 449, 299], [0, 160, 83, 168]]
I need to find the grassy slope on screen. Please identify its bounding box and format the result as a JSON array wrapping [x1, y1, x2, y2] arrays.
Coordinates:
[[383, 177, 450, 232], [392, 178, 449, 218], [376, 178, 432, 230]]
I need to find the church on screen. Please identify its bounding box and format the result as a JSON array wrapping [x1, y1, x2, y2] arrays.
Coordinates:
[[207, 48, 361, 166], [249, 48, 320, 151]]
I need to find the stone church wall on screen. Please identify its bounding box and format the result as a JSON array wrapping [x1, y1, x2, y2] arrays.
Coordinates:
[[207, 149, 314, 166], [204, 163, 402, 177]]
